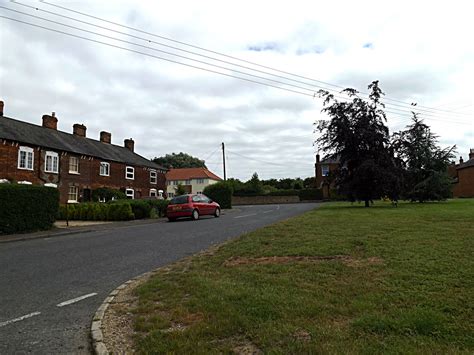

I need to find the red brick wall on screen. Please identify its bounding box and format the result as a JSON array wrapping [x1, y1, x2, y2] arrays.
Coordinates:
[[0, 139, 166, 203], [452, 166, 474, 198]]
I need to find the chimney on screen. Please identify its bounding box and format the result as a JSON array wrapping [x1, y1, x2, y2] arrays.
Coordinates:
[[100, 131, 111, 144], [459, 156, 464, 164], [469, 149, 474, 160], [42, 112, 58, 130], [316, 154, 320, 163], [124, 138, 134, 152], [73, 123, 87, 137], [0, 100, 4, 116]]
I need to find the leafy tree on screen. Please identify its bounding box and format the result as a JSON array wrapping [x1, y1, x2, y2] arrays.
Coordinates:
[[303, 177, 316, 188], [246, 172, 264, 194], [153, 152, 206, 169], [392, 115, 455, 202], [316, 81, 401, 207], [175, 184, 187, 196]]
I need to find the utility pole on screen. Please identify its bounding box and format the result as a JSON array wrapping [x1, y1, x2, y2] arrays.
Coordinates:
[[222, 142, 226, 181]]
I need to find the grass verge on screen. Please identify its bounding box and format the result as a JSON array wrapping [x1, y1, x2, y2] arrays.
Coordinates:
[[131, 199, 474, 353]]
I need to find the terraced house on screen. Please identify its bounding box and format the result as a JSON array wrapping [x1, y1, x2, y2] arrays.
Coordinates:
[[0, 101, 167, 203]]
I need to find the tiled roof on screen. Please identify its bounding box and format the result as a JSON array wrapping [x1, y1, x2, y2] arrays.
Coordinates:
[[0, 116, 166, 170], [166, 168, 222, 181], [457, 159, 474, 170]]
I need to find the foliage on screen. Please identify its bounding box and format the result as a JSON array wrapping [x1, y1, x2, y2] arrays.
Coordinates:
[[132, 199, 474, 353], [175, 184, 187, 196], [392, 116, 455, 202], [0, 184, 59, 234], [203, 182, 233, 209], [143, 199, 170, 217], [152, 152, 206, 169], [303, 177, 316, 188], [58, 202, 134, 221], [110, 200, 153, 219], [298, 188, 324, 200], [316, 81, 401, 206], [91, 187, 126, 202]]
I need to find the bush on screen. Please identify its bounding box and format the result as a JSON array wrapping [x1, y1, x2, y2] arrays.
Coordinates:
[[58, 202, 134, 221], [127, 200, 152, 219], [91, 187, 126, 202], [0, 184, 59, 234], [298, 188, 323, 200], [203, 182, 233, 209], [143, 199, 169, 217], [267, 189, 300, 196]]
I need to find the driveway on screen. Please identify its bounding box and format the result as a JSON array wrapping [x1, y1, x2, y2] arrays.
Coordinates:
[[0, 203, 319, 353]]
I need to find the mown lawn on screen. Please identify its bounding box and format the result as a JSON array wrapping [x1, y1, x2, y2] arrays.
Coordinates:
[[131, 199, 474, 354]]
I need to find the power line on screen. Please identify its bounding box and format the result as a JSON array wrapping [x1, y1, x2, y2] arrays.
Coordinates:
[[34, 0, 473, 117]]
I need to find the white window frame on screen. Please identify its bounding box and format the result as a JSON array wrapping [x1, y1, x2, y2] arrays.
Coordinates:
[[126, 166, 135, 180], [150, 169, 157, 184], [168, 192, 174, 199], [69, 156, 79, 174], [68, 186, 79, 203], [45, 151, 59, 173], [100, 162, 110, 176], [18, 180, 32, 185], [321, 165, 330, 177], [150, 188, 157, 197], [196, 178, 205, 184], [44, 183, 57, 188], [125, 188, 134, 199], [18, 146, 34, 170]]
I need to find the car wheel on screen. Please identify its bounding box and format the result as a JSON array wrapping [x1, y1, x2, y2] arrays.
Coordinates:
[[168, 217, 176, 222], [214, 208, 220, 218], [192, 209, 199, 220]]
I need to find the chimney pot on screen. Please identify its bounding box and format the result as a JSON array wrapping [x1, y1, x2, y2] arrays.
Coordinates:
[[124, 138, 135, 152], [73, 123, 87, 137], [316, 154, 320, 163], [0, 100, 4, 116], [42, 113, 58, 130], [459, 156, 464, 164], [100, 131, 111, 144], [52, 112, 55, 117]]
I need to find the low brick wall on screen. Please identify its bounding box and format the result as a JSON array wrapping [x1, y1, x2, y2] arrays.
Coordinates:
[[232, 195, 300, 205]]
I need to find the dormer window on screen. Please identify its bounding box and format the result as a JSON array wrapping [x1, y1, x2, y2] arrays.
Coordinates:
[[45, 151, 59, 173], [126, 166, 135, 180]]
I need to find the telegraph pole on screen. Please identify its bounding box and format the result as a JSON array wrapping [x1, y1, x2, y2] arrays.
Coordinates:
[[222, 142, 226, 181]]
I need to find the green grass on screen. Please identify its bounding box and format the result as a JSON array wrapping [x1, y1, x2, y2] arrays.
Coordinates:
[[131, 199, 474, 354]]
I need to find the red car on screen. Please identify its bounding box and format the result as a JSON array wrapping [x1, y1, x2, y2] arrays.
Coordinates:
[[167, 194, 221, 221]]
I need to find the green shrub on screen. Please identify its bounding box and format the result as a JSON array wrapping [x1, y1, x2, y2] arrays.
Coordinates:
[[298, 188, 323, 200], [58, 202, 134, 221], [107, 203, 134, 221], [0, 184, 59, 234], [91, 187, 126, 202], [203, 182, 233, 209], [267, 189, 300, 196], [143, 199, 169, 217]]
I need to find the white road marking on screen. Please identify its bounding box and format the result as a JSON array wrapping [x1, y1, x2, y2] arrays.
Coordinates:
[[263, 210, 273, 214], [0, 312, 41, 328], [277, 205, 280, 210], [234, 213, 257, 219], [56, 292, 97, 307]]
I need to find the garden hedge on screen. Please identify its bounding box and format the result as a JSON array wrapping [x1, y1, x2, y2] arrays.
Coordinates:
[[298, 188, 323, 200], [0, 184, 59, 234], [203, 182, 233, 209]]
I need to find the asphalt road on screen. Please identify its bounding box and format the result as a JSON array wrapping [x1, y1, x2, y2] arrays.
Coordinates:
[[0, 203, 319, 354]]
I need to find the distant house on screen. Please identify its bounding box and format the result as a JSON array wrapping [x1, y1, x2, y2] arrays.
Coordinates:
[[314, 154, 339, 198], [0, 100, 167, 203], [449, 149, 474, 198], [166, 167, 222, 199]]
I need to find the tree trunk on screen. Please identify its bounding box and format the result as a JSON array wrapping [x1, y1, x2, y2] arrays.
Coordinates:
[[365, 199, 370, 207]]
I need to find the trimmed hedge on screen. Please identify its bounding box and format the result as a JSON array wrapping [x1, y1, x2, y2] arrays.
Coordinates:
[[203, 182, 233, 209], [268, 189, 300, 196], [58, 202, 134, 221], [298, 188, 323, 200], [232, 188, 323, 201], [0, 184, 59, 234]]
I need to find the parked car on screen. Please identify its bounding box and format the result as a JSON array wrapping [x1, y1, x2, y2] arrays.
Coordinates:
[[167, 194, 220, 221]]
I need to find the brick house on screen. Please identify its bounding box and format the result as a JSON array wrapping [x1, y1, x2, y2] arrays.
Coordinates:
[[0, 101, 167, 203], [449, 149, 474, 198], [314, 154, 339, 198], [165, 167, 222, 199]]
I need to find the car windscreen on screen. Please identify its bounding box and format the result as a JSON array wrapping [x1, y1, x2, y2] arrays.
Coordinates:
[[170, 195, 189, 204]]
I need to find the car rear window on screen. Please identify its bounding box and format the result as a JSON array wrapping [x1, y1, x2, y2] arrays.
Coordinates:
[[170, 195, 189, 204]]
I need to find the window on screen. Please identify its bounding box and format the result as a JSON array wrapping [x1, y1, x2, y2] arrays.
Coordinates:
[[150, 188, 157, 197], [69, 156, 79, 174], [18, 146, 34, 170], [185, 180, 191, 185], [100, 162, 110, 176], [172, 181, 178, 186], [125, 188, 134, 199], [150, 170, 157, 184], [45, 151, 59, 173], [44, 183, 57, 188], [68, 186, 78, 202], [196, 178, 205, 184], [18, 180, 32, 185], [168, 192, 174, 199], [197, 191, 202, 194], [321, 165, 330, 177], [126, 166, 135, 180]]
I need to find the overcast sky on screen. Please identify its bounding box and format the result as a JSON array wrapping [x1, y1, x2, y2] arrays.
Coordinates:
[[1, 0, 472, 180]]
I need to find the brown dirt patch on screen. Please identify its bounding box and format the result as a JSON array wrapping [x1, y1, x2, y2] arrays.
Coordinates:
[[293, 329, 311, 342], [223, 255, 350, 266], [233, 343, 263, 355]]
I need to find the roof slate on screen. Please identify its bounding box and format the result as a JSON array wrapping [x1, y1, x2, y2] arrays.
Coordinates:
[[457, 159, 474, 170], [166, 168, 222, 181], [0, 116, 166, 170]]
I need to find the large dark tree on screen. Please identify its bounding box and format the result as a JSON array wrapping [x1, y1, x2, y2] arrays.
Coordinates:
[[316, 81, 401, 207], [392, 115, 455, 202], [153, 152, 206, 169]]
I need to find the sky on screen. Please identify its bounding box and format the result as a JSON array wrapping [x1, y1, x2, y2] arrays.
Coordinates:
[[0, 0, 473, 181]]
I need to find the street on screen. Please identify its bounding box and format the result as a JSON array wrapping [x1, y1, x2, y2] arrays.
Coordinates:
[[0, 203, 319, 353]]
